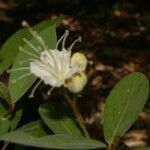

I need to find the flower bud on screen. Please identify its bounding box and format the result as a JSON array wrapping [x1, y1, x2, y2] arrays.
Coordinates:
[[66, 72, 87, 93], [71, 52, 87, 72]]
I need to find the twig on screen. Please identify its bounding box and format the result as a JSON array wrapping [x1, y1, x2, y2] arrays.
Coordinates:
[[1, 141, 10, 150], [107, 144, 113, 150], [63, 91, 90, 138]]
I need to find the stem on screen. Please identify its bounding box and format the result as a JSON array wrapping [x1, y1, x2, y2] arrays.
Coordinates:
[[4, 103, 14, 118], [1, 141, 10, 150], [63, 91, 90, 138], [107, 136, 120, 150], [112, 136, 120, 150], [107, 144, 113, 150]]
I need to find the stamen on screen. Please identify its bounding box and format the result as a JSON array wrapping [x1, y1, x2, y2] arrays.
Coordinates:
[[49, 51, 60, 72], [62, 30, 69, 49], [41, 50, 59, 72], [56, 30, 69, 49], [19, 46, 39, 58], [23, 38, 40, 53], [47, 87, 54, 96], [29, 80, 42, 98], [12, 73, 32, 83], [7, 67, 29, 73], [41, 55, 55, 70], [33, 31, 48, 50], [22, 20, 48, 50], [68, 36, 81, 51], [32, 60, 57, 78], [19, 58, 37, 65]]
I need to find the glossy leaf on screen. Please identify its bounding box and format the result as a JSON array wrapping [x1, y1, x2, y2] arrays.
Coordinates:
[[10, 101, 23, 131], [103, 72, 149, 144], [0, 18, 60, 75], [39, 102, 83, 136], [0, 118, 10, 136], [16, 120, 51, 137], [0, 98, 8, 118], [0, 98, 10, 136], [8, 18, 60, 103], [0, 132, 106, 149]]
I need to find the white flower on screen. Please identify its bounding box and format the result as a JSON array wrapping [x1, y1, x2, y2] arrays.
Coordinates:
[[9, 21, 88, 97], [30, 46, 77, 87]]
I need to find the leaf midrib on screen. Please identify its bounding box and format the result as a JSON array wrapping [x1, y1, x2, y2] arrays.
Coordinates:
[[110, 78, 136, 142], [60, 121, 72, 134]]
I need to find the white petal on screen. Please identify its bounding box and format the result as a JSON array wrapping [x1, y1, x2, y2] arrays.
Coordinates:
[[30, 61, 62, 87]]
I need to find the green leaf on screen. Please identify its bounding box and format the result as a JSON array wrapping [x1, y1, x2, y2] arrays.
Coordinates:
[[0, 132, 106, 149], [0, 82, 11, 103], [0, 98, 10, 136], [0, 18, 60, 75], [103, 72, 149, 144], [39, 102, 83, 136], [132, 148, 150, 150], [0, 118, 10, 136], [8, 18, 60, 103], [0, 98, 8, 119], [10, 101, 23, 131], [16, 120, 51, 137]]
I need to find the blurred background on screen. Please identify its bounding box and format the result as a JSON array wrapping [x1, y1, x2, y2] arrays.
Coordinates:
[[0, 0, 150, 149]]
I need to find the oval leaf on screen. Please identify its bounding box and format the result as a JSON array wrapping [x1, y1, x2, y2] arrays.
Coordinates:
[[16, 120, 51, 137], [0, 98, 10, 136], [0, 132, 106, 149], [10, 101, 23, 131], [8, 18, 60, 103], [39, 102, 83, 136], [103, 72, 149, 144]]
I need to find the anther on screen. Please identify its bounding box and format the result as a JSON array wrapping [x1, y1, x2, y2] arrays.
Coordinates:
[[78, 36, 82, 42], [21, 20, 29, 27], [56, 30, 69, 49]]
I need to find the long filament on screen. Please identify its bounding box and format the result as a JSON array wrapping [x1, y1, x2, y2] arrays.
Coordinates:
[[68, 36, 81, 51], [19, 58, 37, 65], [29, 80, 42, 98], [23, 38, 40, 53], [47, 87, 54, 96], [56, 30, 69, 49], [22, 21, 48, 50], [7, 67, 29, 73], [33, 31, 48, 50], [62, 30, 69, 49], [12, 73, 32, 83], [19, 46, 39, 58]]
